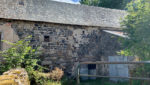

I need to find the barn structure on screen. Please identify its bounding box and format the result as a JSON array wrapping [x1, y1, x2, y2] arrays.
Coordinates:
[[0, 0, 129, 78]]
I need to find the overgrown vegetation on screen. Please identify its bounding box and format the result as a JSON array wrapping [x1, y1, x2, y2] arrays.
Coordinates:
[[120, 0, 150, 84], [41, 78, 148, 85], [80, 0, 131, 10], [121, 0, 150, 60], [0, 36, 44, 84], [79, 78, 144, 85], [0, 36, 41, 72], [1, 0, 150, 84], [0, 36, 64, 85]]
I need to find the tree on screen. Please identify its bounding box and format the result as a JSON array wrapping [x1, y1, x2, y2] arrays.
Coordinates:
[[121, 0, 150, 60], [80, 0, 131, 10], [0, 36, 41, 73], [121, 0, 150, 81], [0, 36, 50, 84]]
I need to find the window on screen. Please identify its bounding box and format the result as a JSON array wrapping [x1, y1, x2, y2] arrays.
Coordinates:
[[19, 0, 24, 5], [44, 36, 50, 42], [88, 64, 96, 70]]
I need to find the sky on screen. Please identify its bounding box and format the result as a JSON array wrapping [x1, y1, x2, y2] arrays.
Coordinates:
[[52, 0, 80, 4]]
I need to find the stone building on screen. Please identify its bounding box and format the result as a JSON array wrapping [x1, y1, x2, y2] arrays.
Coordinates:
[[0, 0, 128, 76]]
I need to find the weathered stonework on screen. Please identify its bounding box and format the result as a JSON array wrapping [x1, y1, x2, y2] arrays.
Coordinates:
[[0, 0, 131, 79], [0, 0, 127, 29], [0, 19, 122, 75]]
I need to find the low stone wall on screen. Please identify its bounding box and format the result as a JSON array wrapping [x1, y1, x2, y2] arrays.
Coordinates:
[[0, 68, 30, 85]]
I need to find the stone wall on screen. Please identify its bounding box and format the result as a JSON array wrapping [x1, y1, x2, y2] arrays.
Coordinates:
[[97, 31, 122, 75], [0, 20, 19, 62], [0, 19, 122, 75], [0, 22, 19, 50]]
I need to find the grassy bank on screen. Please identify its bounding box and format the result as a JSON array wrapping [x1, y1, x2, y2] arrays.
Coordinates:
[[42, 78, 149, 85]]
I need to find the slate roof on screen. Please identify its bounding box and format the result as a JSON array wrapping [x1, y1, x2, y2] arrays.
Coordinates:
[[0, 0, 127, 30]]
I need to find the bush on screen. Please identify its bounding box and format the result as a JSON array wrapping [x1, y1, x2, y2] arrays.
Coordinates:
[[0, 36, 41, 72], [0, 36, 64, 85], [49, 67, 64, 81], [0, 36, 47, 84], [29, 67, 64, 85]]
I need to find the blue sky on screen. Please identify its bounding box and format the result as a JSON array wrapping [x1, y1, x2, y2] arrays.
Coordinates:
[[52, 0, 80, 4], [72, 0, 80, 2]]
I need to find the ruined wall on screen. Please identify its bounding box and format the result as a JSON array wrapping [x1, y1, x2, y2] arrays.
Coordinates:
[[0, 21, 19, 62], [0, 22, 19, 50], [0, 19, 122, 75]]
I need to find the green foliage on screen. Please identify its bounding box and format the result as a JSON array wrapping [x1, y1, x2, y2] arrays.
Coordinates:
[[80, 0, 131, 9], [121, 0, 150, 60], [30, 71, 50, 85], [0, 36, 47, 84], [121, 0, 150, 82], [80, 78, 128, 85], [0, 36, 39, 72], [80, 0, 100, 6], [38, 78, 148, 85]]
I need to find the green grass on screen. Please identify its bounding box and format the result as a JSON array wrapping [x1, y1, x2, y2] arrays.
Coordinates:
[[80, 78, 128, 85], [43, 80, 61, 85], [79, 78, 149, 85], [43, 78, 149, 85]]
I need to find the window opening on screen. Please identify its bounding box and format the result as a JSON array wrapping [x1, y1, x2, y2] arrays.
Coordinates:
[[44, 36, 50, 42]]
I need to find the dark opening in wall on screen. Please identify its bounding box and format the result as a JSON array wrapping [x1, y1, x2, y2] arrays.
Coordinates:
[[88, 64, 96, 79], [82, 31, 85, 34], [19, 0, 24, 5], [80, 64, 97, 80], [88, 64, 96, 70], [44, 36, 50, 42]]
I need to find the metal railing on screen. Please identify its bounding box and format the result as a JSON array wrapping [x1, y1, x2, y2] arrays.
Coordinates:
[[76, 61, 150, 85]]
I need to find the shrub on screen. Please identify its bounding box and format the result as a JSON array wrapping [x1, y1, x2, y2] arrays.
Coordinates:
[[29, 67, 64, 84], [0, 36, 47, 84], [0, 36, 41, 73], [49, 67, 64, 81]]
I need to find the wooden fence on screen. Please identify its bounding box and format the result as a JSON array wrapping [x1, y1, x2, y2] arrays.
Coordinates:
[[76, 61, 150, 85]]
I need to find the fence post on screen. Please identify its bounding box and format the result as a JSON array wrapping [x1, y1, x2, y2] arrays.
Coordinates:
[[130, 70, 133, 85], [129, 79, 132, 85], [142, 80, 145, 85], [77, 64, 80, 85]]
